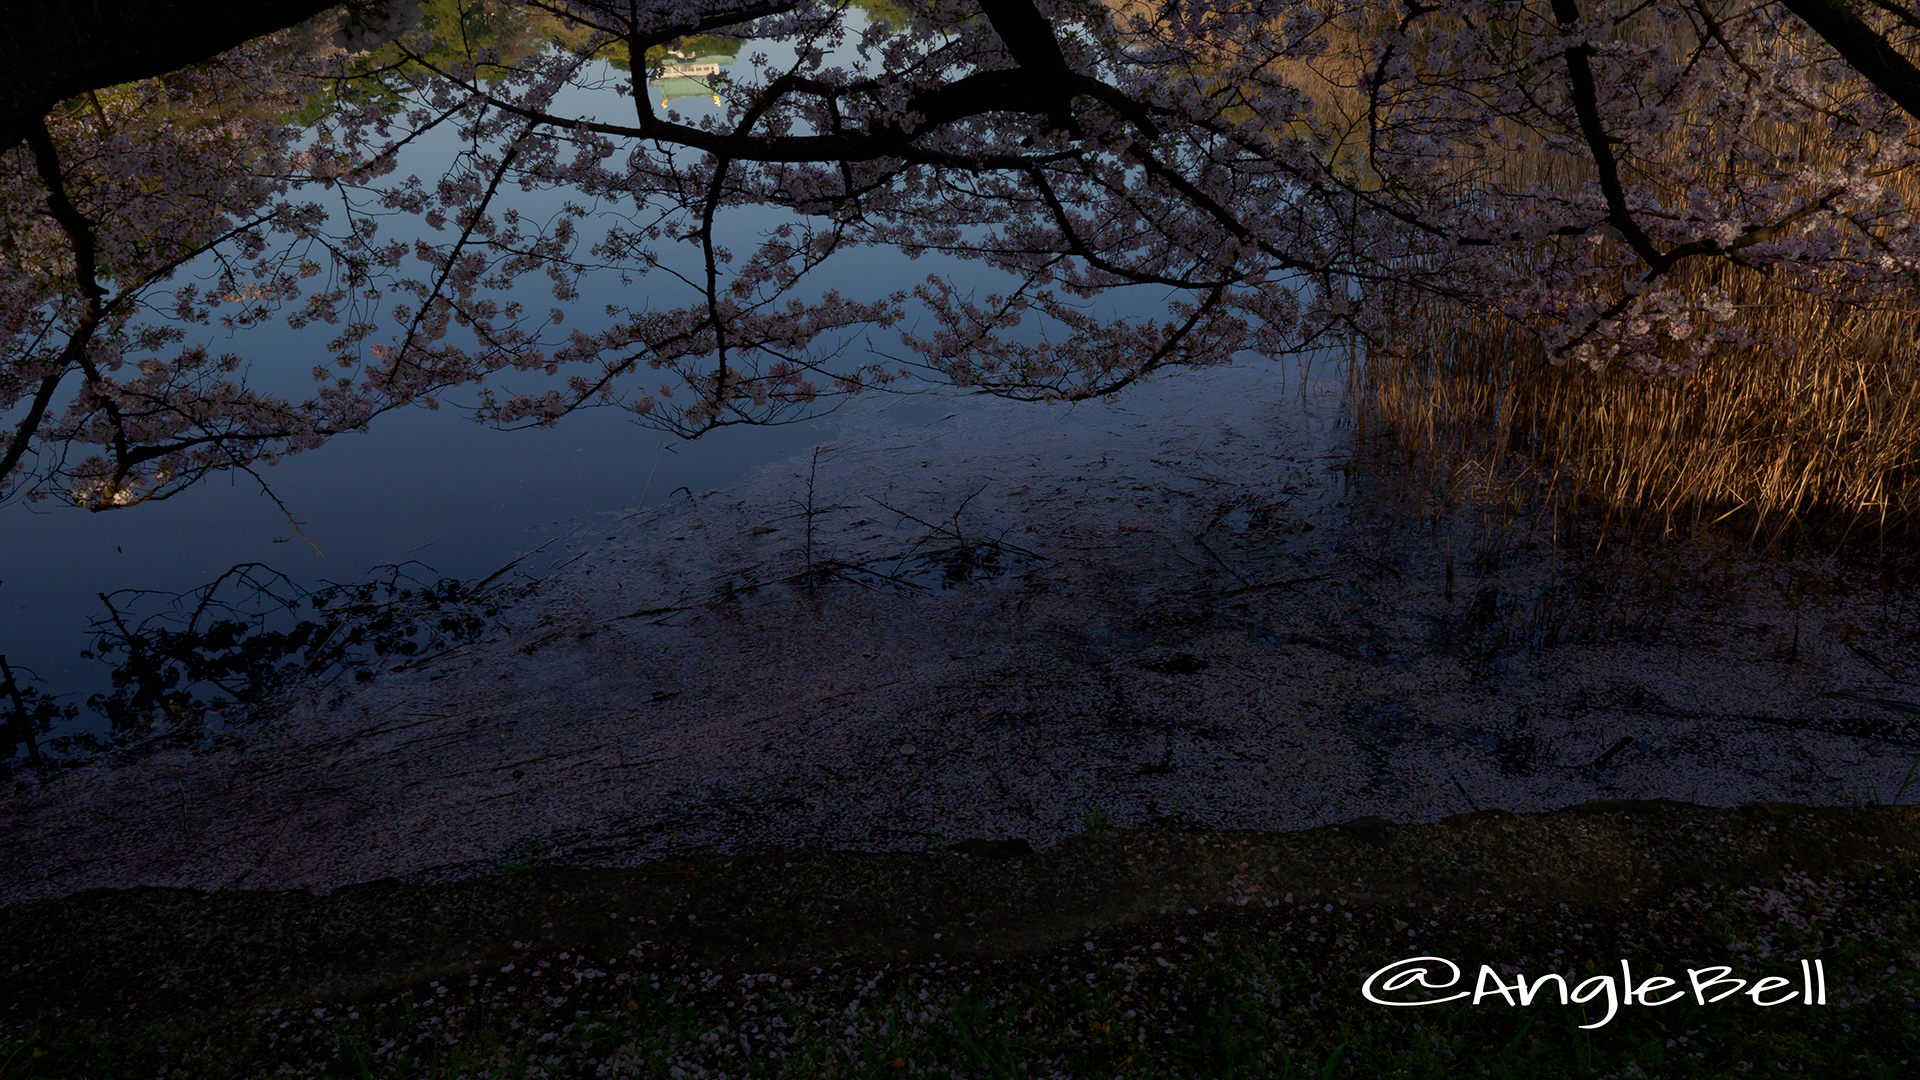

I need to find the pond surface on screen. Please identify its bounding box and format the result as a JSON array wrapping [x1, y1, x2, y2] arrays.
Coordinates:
[[7, 352, 1918, 912], [0, 376, 964, 750], [0, 14, 1067, 759]]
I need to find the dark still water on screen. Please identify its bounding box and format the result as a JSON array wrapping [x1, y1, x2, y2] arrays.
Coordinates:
[[0, 383, 963, 758], [0, 9, 1331, 767], [0, 18, 1009, 762]]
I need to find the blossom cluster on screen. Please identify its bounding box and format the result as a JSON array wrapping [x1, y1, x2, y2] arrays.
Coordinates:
[[3, 0, 1917, 507]]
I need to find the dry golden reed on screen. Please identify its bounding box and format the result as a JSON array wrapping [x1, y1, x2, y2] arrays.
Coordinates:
[[1352, 268, 1920, 554], [1319, 3, 1920, 555]]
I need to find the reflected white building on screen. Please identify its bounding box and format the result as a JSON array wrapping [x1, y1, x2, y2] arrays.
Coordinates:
[[650, 53, 733, 109]]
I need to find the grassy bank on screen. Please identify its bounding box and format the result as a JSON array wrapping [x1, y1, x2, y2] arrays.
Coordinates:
[[3, 836, 1916, 1079]]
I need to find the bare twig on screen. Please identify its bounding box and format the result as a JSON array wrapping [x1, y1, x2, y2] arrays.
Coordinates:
[[1217, 573, 1331, 597], [1191, 534, 1251, 586], [865, 491, 1049, 562], [804, 446, 826, 581]]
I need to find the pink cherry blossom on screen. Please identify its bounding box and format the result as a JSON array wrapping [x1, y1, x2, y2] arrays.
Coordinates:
[[3, 0, 1917, 507]]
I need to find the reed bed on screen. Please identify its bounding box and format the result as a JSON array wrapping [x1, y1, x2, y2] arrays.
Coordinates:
[[1352, 263, 1920, 555], [1315, 2, 1920, 558]]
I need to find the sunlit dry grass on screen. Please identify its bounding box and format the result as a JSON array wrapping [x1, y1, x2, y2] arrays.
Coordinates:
[[1319, 2, 1920, 556], [1353, 264, 1920, 554]]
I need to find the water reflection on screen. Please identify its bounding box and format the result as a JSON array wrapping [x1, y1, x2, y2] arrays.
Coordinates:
[[0, 1, 1209, 770], [38, 562, 516, 767], [1, 380, 962, 770], [652, 52, 732, 110]]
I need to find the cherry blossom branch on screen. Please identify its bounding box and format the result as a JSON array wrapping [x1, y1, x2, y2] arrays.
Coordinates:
[[1549, 0, 1665, 268], [4, 0, 1919, 506], [1778, 0, 1920, 121], [20, 119, 132, 496]]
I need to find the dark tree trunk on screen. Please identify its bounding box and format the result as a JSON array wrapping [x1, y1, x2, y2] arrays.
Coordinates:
[[1777, 0, 1920, 122], [0, 0, 340, 151]]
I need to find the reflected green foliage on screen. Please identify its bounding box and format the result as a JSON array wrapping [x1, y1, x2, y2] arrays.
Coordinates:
[[293, 0, 553, 124], [603, 33, 742, 75], [850, 0, 914, 33], [298, 0, 918, 119], [599, 0, 908, 73]]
